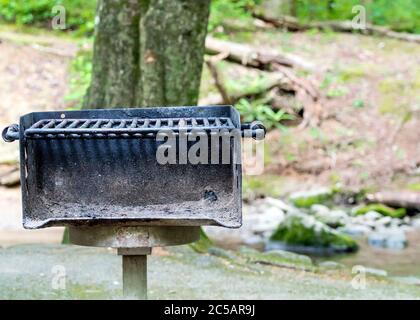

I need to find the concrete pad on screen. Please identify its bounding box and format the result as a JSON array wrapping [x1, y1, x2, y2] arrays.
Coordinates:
[[0, 244, 419, 299]]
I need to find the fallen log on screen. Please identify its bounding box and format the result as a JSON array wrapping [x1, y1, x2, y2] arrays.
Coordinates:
[[205, 36, 317, 72], [199, 70, 293, 105], [253, 13, 420, 44], [205, 37, 324, 126], [366, 191, 420, 211]]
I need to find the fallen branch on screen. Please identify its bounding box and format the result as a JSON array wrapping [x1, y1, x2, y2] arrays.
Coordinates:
[[204, 53, 232, 104], [204, 37, 324, 126], [367, 191, 420, 210], [271, 63, 323, 128], [205, 36, 317, 72], [253, 13, 420, 44], [199, 71, 293, 105]]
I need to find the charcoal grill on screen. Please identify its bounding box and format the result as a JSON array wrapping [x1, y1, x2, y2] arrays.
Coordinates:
[[3, 105, 265, 299]]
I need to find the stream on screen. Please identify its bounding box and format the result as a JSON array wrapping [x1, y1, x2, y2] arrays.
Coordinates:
[[315, 230, 420, 277]]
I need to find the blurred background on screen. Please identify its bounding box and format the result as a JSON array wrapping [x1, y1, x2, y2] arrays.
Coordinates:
[[0, 0, 419, 295]]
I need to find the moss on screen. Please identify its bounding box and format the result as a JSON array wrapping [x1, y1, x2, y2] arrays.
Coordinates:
[[270, 214, 358, 252], [238, 246, 315, 271], [406, 183, 420, 192], [61, 227, 70, 244], [208, 247, 237, 261], [338, 66, 366, 82], [353, 204, 406, 218], [378, 76, 419, 118], [189, 228, 213, 253], [289, 188, 333, 208], [242, 175, 285, 200]]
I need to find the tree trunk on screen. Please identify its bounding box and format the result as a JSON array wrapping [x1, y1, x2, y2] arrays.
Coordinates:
[[289, 0, 297, 17], [83, 0, 211, 109]]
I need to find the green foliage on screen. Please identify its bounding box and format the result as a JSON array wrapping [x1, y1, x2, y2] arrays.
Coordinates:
[[65, 48, 92, 109], [352, 99, 364, 108], [235, 98, 294, 130], [294, 0, 420, 33], [209, 0, 260, 32], [0, 0, 96, 35], [353, 203, 407, 218]]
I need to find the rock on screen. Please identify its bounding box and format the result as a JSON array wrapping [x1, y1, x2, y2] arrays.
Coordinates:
[[313, 208, 349, 228], [239, 246, 314, 270], [269, 212, 358, 253], [403, 216, 411, 224], [411, 218, 420, 230], [0, 168, 20, 187], [363, 211, 383, 220], [392, 276, 420, 286], [264, 197, 298, 213], [368, 228, 407, 250], [364, 267, 388, 277], [310, 204, 330, 215], [205, 199, 286, 246], [350, 215, 378, 229], [353, 204, 406, 218], [250, 206, 285, 233], [243, 235, 265, 247], [338, 224, 372, 237], [289, 188, 333, 208], [318, 261, 345, 269], [376, 216, 393, 227], [208, 247, 237, 260]]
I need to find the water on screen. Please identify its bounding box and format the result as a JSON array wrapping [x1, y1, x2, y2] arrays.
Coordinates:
[[316, 231, 420, 277]]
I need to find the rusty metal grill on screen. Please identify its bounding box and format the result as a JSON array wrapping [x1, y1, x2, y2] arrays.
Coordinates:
[[25, 117, 235, 139]]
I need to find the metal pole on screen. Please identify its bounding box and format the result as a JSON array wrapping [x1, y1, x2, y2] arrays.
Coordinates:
[[118, 248, 151, 300]]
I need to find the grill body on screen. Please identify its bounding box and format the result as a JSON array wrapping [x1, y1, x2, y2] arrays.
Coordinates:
[[17, 106, 242, 229]]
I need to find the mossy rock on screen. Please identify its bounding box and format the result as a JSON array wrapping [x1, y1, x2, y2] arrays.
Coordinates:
[[270, 213, 358, 252], [353, 204, 406, 218], [289, 188, 333, 208], [238, 246, 314, 271]]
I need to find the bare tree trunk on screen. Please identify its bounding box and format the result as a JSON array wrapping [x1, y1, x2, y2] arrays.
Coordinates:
[[84, 0, 211, 109]]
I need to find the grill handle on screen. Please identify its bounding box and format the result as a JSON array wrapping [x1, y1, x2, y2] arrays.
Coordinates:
[[241, 121, 266, 140], [2, 124, 20, 142], [2, 122, 265, 141]]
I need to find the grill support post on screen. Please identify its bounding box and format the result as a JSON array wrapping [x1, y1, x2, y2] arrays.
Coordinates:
[[69, 226, 200, 300], [118, 248, 151, 300]]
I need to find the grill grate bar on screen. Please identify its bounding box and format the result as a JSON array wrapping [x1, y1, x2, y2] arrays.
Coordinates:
[[24, 117, 236, 139]]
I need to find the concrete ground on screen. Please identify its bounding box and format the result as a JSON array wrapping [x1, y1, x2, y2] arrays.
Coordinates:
[[0, 244, 419, 299]]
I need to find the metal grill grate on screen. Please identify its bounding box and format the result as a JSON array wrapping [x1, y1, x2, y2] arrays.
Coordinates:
[[24, 117, 236, 139]]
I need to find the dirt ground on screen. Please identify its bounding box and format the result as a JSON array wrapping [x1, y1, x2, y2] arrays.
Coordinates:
[[257, 31, 420, 190], [0, 29, 76, 240]]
